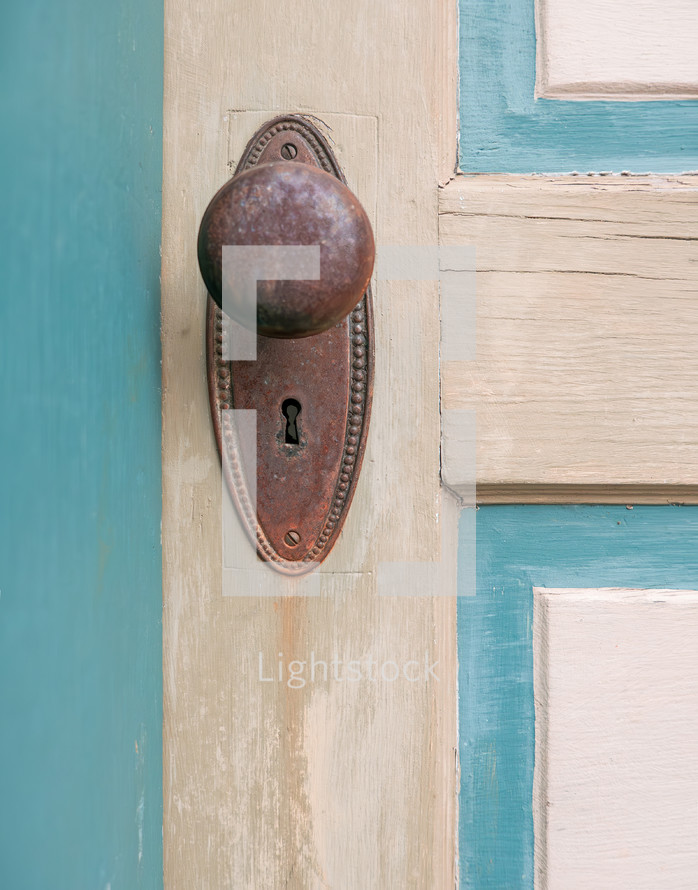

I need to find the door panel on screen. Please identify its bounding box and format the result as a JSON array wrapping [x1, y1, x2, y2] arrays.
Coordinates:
[[459, 505, 698, 888], [440, 174, 698, 497], [455, 1, 698, 885], [459, 0, 698, 171], [533, 586, 698, 888], [536, 0, 698, 100], [0, 0, 163, 887]]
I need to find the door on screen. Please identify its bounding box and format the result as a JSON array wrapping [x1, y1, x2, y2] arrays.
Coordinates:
[[161, 0, 698, 887], [161, 3, 460, 888], [1, 0, 163, 887], [451, 0, 698, 887], [8, 0, 693, 886]]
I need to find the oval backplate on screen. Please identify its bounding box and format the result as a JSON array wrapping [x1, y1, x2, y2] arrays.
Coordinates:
[[206, 115, 374, 574]]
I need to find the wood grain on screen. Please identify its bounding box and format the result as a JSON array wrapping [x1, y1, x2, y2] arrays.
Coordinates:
[[534, 587, 698, 889], [162, 2, 459, 887], [440, 174, 698, 500]]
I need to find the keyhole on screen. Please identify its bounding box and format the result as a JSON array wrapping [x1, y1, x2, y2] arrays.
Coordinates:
[[282, 398, 301, 444]]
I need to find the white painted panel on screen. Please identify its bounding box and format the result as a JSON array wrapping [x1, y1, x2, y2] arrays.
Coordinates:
[[533, 588, 698, 889], [536, 0, 698, 99]]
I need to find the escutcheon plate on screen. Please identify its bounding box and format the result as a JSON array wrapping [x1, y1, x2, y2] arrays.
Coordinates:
[[206, 115, 374, 574]]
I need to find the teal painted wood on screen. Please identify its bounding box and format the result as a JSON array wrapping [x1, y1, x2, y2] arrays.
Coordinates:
[[459, 0, 698, 172], [0, 1, 162, 887], [458, 505, 698, 888]]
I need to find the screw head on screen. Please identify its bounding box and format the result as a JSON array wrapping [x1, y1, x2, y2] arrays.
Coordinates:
[[280, 142, 298, 160], [284, 529, 301, 547]]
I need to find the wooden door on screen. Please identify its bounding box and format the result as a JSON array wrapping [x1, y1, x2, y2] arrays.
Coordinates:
[[451, 0, 698, 887], [161, 1, 459, 888], [161, 1, 697, 889]]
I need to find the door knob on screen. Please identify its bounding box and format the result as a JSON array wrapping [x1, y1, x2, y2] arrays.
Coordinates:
[[198, 146, 375, 338], [200, 115, 374, 574]]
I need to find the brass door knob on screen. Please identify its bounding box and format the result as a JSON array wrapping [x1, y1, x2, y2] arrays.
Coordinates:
[[197, 159, 375, 339]]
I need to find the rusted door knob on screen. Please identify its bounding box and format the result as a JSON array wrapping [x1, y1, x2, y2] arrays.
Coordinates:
[[204, 116, 374, 573], [198, 160, 375, 338]]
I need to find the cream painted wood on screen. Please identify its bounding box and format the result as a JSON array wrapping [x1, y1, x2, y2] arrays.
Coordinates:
[[536, 0, 698, 100], [439, 174, 698, 502], [162, 1, 459, 887], [533, 587, 698, 889]]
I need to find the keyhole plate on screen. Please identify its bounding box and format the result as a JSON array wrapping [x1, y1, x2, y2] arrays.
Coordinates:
[[206, 115, 374, 574]]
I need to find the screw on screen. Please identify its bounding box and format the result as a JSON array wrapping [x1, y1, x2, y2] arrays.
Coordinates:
[[284, 530, 301, 547], [280, 142, 298, 160]]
